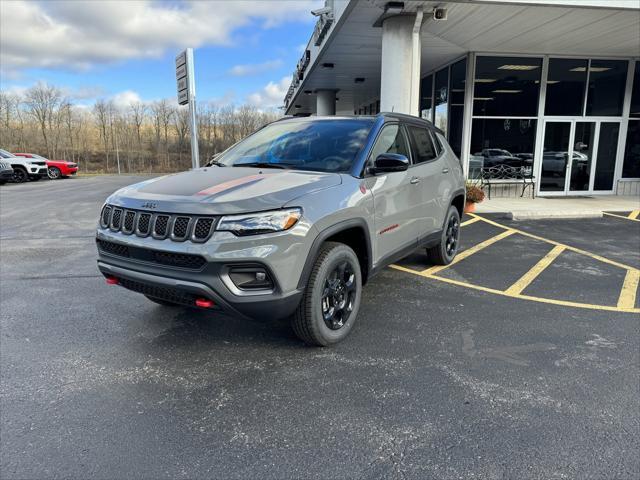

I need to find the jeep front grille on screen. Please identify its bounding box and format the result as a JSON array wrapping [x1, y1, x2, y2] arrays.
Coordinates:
[[97, 239, 206, 270], [99, 204, 216, 243]]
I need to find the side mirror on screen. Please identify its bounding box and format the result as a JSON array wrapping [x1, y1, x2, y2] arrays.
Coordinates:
[[371, 153, 409, 174]]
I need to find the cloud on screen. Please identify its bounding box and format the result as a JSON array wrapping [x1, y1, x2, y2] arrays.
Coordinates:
[[228, 59, 283, 77], [110, 90, 142, 109], [0, 0, 321, 75], [246, 76, 290, 109]]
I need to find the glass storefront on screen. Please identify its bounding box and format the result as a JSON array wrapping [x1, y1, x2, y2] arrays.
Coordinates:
[[469, 118, 536, 179], [420, 75, 433, 121], [585, 60, 628, 117], [545, 58, 588, 116], [434, 68, 449, 135], [623, 62, 640, 178], [473, 56, 542, 117], [449, 59, 466, 158]]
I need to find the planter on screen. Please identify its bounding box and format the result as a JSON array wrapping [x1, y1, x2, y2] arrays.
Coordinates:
[[464, 201, 476, 214]]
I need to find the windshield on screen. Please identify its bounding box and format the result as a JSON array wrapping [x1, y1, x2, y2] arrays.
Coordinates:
[[214, 119, 374, 173], [0, 149, 14, 159]]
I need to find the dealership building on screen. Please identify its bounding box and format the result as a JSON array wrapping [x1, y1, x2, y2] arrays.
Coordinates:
[[284, 0, 640, 197]]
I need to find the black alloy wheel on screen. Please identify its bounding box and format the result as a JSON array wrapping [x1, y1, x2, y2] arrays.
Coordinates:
[[12, 168, 27, 183], [321, 260, 357, 330], [444, 214, 460, 257]]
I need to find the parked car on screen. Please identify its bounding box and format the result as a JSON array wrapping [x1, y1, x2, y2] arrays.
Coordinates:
[[96, 113, 465, 346], [13, 153, 78, 179], [0, 160, 14, 185], [474, 148, 529, 168], [0, 149, 48, 182]]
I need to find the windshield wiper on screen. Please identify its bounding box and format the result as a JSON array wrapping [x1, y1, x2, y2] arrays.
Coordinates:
[[233, 162, 289, 169]]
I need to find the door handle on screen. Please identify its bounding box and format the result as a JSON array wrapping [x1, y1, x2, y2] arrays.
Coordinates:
[[442, 168, 450, 174], [410, 177, 421, 185]]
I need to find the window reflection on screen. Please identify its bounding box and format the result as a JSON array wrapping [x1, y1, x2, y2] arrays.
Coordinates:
[[586, 60, 628, 116], [434, 68, 449, 135], [449, 59, 466, 158], [594, 123, 620, 190], [570, 122, 595, 191], [623, 121, 640, 178], [469, 119, 536, 179], [420, 75, 433, 121], [474, 57, 542, 116], [545, 58, 588, 116], [541, 122, 571, 192]]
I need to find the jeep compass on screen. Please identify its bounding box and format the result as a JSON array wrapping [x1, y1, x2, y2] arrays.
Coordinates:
[[96, 113, 465, 346]]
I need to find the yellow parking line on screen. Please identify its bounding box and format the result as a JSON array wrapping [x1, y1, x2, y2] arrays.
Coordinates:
[[389, 264, 640, 314], [504, 245, 566, 295], [460, 217, 481, 227], [421, 229, 516, 275], [628, 210, 640, 220], [618, 269, 640, 310], [468, 214, 638, 272], [603, 212, 640, 223]]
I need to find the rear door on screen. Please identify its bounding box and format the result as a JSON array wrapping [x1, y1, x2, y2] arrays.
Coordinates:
[[364, 123, 420, 264], [405, 124, 447, 236]]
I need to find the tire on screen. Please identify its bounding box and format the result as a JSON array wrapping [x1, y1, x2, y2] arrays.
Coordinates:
[[427, 205, 461, 266], [292, 242, 362, 346], [48, 167, 61, 180], [145, 295, 179, 307], [0, 180, 6, 185], [11, 167, 28, 183]]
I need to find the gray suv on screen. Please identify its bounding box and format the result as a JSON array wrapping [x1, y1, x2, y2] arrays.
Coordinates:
[[96, 113, 465, 346]]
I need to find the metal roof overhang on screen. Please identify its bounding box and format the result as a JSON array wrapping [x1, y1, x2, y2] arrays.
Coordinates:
[[285, 0, 640, 115]]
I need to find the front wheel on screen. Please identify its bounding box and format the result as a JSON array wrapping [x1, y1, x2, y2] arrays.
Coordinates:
[[12, 168, 28, 183], [48, 167, 61, 179], [292, 242, 362, 346], [427, 205, 461, 265]]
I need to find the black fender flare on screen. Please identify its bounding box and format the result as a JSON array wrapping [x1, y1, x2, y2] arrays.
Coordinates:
[[297, 218, 373, 290]]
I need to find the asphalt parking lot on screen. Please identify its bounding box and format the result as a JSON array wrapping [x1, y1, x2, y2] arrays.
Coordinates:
[[1, 176, 639, 479]]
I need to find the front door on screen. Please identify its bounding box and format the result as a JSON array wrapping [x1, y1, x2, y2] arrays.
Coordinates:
[[539, 120, 620, 196]]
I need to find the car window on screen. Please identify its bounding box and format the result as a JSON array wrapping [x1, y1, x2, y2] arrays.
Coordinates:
[[368, 124, 411, 164], [407, 126, 438, 164], [217, 119, 373, 173]]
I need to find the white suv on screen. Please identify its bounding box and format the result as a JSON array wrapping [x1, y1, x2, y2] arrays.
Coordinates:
[[0, 149, 48, 183]]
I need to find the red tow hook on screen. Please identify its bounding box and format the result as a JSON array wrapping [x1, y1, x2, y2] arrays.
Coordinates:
[[195, 298, 215, 308], [105, 276, 119, 285]]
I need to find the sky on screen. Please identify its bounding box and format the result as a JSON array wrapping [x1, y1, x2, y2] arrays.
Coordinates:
[[0, 0, 323, 109]]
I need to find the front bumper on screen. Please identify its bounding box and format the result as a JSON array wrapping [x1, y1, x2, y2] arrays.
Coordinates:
[[97, 259, 303, 319], [28, 166, 48, 176]]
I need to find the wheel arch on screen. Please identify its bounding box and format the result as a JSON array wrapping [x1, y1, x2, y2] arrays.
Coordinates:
[[450, 188, 466, 218], [297, 219, 372, 289]]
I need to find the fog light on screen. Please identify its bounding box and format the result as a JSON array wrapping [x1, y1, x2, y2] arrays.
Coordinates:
[[228, 267, 273, 291]]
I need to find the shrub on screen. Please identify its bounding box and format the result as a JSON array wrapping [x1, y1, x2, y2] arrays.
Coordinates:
[[466, 184, 485, 203]]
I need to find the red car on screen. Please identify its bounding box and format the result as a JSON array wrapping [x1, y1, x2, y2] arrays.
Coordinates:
[[13, 153, 78, 179]]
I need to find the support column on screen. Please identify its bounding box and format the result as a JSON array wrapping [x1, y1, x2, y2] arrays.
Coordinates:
[[316, 89, 337, 116], [380, 12, 423, 115]]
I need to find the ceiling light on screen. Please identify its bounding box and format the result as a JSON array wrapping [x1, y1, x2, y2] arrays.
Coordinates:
[[474, 97, 494, 101], [450, 89, 465, 92], [569, 67, 587, 72], [590, 67, 612, 72], [546, 80, 560, 84], [498, 65, 540, 71], [492, 89, 522, 93], [474, 78, 497, 83]]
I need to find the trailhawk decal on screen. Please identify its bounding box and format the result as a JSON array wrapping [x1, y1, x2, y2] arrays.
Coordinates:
[[379, 224, 399, 235], [194, 174, 271, 197]]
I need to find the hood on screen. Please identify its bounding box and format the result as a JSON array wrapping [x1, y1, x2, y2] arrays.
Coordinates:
[[107, 167, 342, 215]]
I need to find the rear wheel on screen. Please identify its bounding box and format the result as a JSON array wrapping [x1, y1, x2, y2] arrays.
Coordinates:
[[11, 167, 28, 183], [292, 242, 362, 346], [427, 205, 461, 265], [145, 295, 179, 307], [48, 167, 61, 179]]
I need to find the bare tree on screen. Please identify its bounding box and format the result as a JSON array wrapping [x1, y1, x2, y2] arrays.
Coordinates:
[[24, 82, 63, 158], [173, 106, 190, 162], [93, 100, 110, 171]]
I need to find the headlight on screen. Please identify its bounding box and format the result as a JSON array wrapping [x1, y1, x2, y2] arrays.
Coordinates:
[[216, 208, 301, 236]]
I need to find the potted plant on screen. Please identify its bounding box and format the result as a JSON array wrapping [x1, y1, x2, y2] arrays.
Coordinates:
[[464, 184, 485, 213]]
